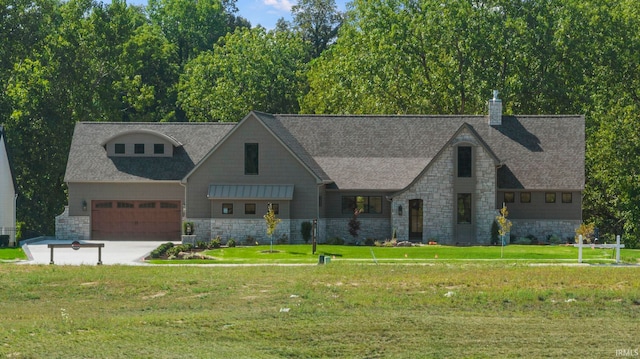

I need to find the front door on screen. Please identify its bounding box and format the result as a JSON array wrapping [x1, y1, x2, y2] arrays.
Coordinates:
[[455, 193, 474, 243], [409, 199, 423, 242]]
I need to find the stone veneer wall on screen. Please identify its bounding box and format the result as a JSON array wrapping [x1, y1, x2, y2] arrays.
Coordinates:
[[510, 219, 581, 242], [55, 206, 90, 241], [324, 218, 391, 243], [391, 129, 497, 244], [187, 218, 329, 244]]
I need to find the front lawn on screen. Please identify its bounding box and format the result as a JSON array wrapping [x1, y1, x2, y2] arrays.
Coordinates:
[[0, 247, 27, 261], [1, 264, 638, 358], [144, 244, 640, 264]]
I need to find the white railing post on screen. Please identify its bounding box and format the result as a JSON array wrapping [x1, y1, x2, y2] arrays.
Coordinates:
[[578, 235, 583, 263], [616, 235, 621, 264]]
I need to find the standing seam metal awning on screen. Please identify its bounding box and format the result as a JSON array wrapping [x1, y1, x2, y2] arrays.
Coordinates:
[[207, 184, 294, 200]]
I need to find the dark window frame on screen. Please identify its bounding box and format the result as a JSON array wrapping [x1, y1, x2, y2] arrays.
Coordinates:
[[154, 143, 165, 154], [520, 192, 531, 203], [134, 143, 145, 154], [504, 192, 515, 203], [244, 143, 259, 175], [270, 203, 279, 215], [545, 192, 556, 203], [457, 146, 472, 178], [457, 193, 472, 224], [245, 203, 256, 215], [562, 192, 572, 204], [341, 196, 383, 214], [222, 203, 233, 214], [114, 143, 125, 154]]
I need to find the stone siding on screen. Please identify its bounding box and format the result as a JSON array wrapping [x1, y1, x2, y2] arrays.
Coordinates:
[[55, 206, 90, 241], [325, 218, 391, 244], [510, 219, 581, 242], [472, 139, 498, 245]]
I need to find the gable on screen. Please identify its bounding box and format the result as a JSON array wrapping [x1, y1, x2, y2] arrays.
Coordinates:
[[0, 126, 16, 194], [65, 122, 234, 182]]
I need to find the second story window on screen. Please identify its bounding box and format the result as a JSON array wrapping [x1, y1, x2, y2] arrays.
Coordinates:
[[134, 143, 145, 154], [457, 146, 472, 177], [115, 143, 125, 154], [245, 143, 259, 175]]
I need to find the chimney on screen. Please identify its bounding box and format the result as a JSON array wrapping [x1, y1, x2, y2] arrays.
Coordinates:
[[488, 90, 502, 125]]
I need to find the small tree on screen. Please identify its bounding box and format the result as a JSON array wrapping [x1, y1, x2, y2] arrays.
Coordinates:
[[301, 221, 312, 244], [264, 203, 282, 252], [495, 204, 512, 257], [575, 222, 595, 244], [348, 208, 363, 244]]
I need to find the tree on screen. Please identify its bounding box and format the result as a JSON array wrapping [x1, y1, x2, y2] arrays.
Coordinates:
[[348, 208, 362, 244], [178, 27, 308, 122], [291, 0, 342, 58], [495, 204, 512, 257], [264, 203, 281, 252]]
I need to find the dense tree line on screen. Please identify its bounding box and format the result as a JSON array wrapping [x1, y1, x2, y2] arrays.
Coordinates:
[[1, 0, 639, 246]]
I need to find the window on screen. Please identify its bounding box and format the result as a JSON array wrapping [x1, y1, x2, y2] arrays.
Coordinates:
[[245, 203, 256, 215], [154, 143, 164, 154], [562, 192, 572, 203], [341, 196, 383, 214], [115, 143, 125, 154], [95, 201, 112, 209], [457, 193, 472, 224], [545, 192, 556, 203], [269, 203, 279, 215], [160, 202, 178, 208], [504, 192, 515, 203], [139, 202, 156, 208], [457, 146, 472, 178], [245, 143, 259, 175], [222, 203, 233, 214], [134, 143, 145, 154], [520, 192, 531, 203], [117, 201, 134, 208]]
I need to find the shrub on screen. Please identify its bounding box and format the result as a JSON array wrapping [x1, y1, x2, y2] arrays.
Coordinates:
[[150, 242, 174, 258], [195, 241, 207, 249], [547, 235, 563, 245], [209, 237, 221, 249], [364, 238, 375, 246], [384, 239, 398, 247], [526, 234, 538, 244], [276, 233, 288, 245], [513, 237, 531, 245], [244, 235, 256, 246], [575, 223, 595, 243], [0, 235, 9, 247], [227, 238, 236, 247], [491, 221, 500, 245], [326, 237, 344, 245], [167, 243, 193, 257], [301, 221, 312, 244]]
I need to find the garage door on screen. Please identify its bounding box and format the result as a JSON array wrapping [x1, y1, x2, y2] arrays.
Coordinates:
[[92, 200, 181, 241]]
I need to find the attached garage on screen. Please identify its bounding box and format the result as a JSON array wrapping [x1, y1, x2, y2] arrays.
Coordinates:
[[92, 200, 181, 241]]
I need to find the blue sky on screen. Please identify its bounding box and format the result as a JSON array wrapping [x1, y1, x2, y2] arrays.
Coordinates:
[[123, 0, 347, 30]]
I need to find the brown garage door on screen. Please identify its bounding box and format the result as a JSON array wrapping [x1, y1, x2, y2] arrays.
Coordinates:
[[92, 200, 181, 241]]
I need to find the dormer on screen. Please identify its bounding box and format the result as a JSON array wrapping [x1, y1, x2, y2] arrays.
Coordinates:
[[101, 129, 182, 157]]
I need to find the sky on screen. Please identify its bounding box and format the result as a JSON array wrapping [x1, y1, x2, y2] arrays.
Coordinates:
[[123, 0, 347, 30]]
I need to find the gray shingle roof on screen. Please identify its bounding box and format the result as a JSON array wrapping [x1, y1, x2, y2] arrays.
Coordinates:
[[65, 122, 234, 182], [269, 114, 585, 191], [65, 113, 585, 192]]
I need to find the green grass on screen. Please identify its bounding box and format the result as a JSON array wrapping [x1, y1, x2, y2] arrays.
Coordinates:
[[146, 244, 640, 265], [1, 263, 639, 358], [0, 247, 27, 261]]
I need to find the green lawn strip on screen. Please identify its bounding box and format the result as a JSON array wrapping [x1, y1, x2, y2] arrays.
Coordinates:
[[1, 264, 638, 358], [0, 247, 27, 261], [145, 244, 640, 264]]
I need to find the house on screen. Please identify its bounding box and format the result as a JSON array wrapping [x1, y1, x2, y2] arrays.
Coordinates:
[[56, 93, 585, 244], [0, 125, 17, 246]]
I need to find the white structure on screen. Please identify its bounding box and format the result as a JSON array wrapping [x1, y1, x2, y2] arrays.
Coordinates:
[[0, 125, 17, 246]]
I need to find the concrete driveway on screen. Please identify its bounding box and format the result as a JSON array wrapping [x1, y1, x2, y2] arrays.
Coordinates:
[[20, 238, 170, 265]]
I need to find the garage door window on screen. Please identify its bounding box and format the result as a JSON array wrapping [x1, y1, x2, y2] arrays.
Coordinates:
[[117, 202, 134, 208]]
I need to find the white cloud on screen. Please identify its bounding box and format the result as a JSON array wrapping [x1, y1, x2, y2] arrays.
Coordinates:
[[263, 0, 295, 12]]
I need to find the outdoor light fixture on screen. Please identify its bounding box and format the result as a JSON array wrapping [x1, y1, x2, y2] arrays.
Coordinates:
[[398, 205, 403, 216], [82, 200, 87, 211]]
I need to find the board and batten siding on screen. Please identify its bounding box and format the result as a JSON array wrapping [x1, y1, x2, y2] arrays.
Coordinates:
[[184, 114, 320, 219], [67, 182, 185, 216], [497, 191, 582, 220]]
